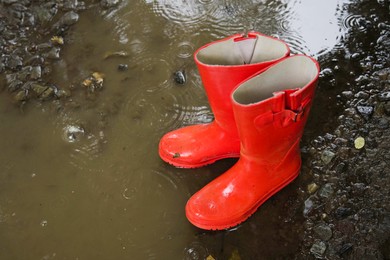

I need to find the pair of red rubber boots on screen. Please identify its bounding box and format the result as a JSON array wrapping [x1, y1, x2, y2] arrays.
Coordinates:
[[159, 32, 320, 230]]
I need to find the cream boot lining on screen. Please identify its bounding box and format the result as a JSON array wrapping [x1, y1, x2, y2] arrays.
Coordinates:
[[196, 35, 289, 66], [232, 56, 319, 105]]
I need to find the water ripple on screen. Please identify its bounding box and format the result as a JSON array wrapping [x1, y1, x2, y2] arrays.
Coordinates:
[[68, 132, 105, 172], [152, 0, 209, 27], [341, 14, 369, 32]]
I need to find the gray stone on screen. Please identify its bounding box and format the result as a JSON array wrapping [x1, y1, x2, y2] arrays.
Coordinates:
[[55, 89, 71, 98], [2, 0, 18, 4], [321, 150, 335, 164], [303, 197, 314, 216], [356, 105, 374, 120], [47, 47, 60, 60], [33, 3, 58, 24], [335, 207, 352, 219], [31, 83, 48, 95], [54, 11, 79, 28], [378, 91, 390, 102], [173, 70, 186, 84], [101, 0, 120, 8], [313, 223, 333, 241], [30, 66, 41, 79], [14, 90, 28, 102], [335, 162, 347, 174], [310, 241, 327, 257], [355, 91, 369, 99], [318, 183, 334, 198], [118, 64, 128, 71], [8, 55, 23, 70], [377, 118, 389, 129], [40, 87, 54, 100], [8, 80, 23, 92]]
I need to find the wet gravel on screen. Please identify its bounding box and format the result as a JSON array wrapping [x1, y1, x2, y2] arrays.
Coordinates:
[[0, 0, 119, 105], [297, 0, 390, 258], [1, 0, 389, 259]]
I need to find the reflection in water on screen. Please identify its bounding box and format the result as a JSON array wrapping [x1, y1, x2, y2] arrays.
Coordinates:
[[0, 0, 359, 258], [150, 0, 352, 56]]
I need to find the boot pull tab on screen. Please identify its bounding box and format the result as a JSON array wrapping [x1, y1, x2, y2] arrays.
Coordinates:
[[234, 33, 258, 64], [253, 92, 285, 130], [253, 90, 310, 129]]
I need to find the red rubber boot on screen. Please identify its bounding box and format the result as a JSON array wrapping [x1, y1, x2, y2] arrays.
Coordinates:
[[186, 55, 320, 230], [159, 32, 290, 168]]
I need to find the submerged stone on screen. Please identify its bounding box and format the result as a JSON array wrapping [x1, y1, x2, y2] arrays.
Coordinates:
[[47, 47, 61, 59], [118, 64, 128, 71], [30, 66, 42, 79], [55, 11, 79, 28], [31, 83, 48, 95], [173, 70, 186, 84], [14, 90, 28, 102], [101, 0, 120, 8]]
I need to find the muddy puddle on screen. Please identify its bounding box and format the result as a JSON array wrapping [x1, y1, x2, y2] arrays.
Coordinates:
[[1, 0, 385, 259]]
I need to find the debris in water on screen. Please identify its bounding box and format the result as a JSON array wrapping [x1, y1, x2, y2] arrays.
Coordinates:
[[92, 72, 105, 84], [51, 36, 64, 45], [118, 64, 128, 71], [354, 136, 365, 149], [173, 70, 186, 84], [82, 79, 93, 88], [82, 72, 105, 92], [104, 51, 129, 59]]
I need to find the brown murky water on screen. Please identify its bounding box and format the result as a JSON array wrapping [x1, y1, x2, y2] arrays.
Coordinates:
[[0, 0, 358, 258]]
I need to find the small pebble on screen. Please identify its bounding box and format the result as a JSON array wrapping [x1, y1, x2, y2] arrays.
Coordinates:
[[356, 105, 374, 120], [313, 223, 333, 241], [378, 91, 390, 102], [318, 183, 334, 198], [354, 136, 365, 149], [307, 183, 319, 194], [321, 150, 335, 164], [310, 241, 327, 257], [335, 207, 352, 219], [118, 64, 128, 71], [173, 70, 186, 84]]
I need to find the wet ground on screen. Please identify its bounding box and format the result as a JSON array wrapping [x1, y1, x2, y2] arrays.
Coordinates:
[[0, 0, 389, 259]]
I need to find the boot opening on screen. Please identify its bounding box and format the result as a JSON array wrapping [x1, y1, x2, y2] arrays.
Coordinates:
[[232, 56, 319, 105], [196, 34, 289, 66]]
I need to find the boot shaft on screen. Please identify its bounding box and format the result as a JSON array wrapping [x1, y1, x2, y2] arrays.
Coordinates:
[[193, 32, 290, 129], [231, 55, 320, 163]]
